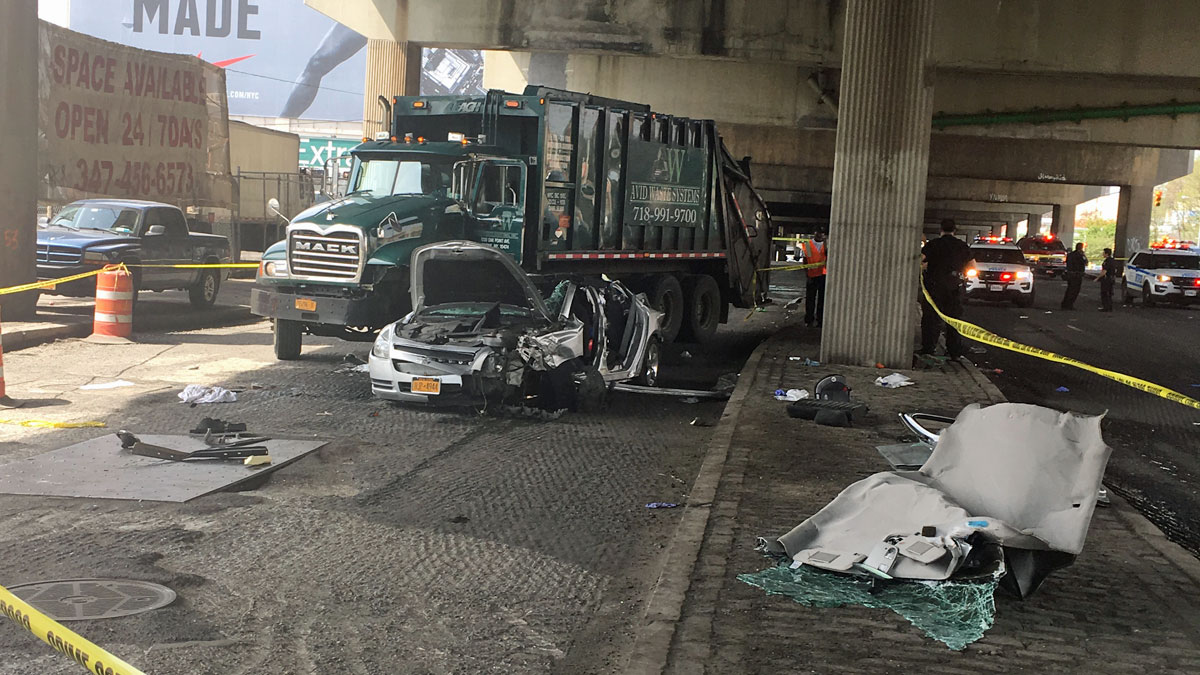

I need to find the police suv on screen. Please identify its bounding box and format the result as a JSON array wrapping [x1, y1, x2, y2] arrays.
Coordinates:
[[1122, 243, 1200, 307], [964, 239, 1036, 307]]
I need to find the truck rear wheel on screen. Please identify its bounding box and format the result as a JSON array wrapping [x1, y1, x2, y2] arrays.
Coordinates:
[[646, 274, 684, 343], [274, 319, 303, 360], [681, 274, 722, 343]]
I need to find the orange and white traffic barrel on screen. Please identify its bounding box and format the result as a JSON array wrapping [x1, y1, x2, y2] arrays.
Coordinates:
[[87, 267, 134, 343]]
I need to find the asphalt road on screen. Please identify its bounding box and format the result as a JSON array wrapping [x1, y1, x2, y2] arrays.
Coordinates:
[[962, 275, 1200, 557], [0, 291, 792, 674]]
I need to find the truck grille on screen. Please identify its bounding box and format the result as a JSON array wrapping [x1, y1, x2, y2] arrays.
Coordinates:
[[287, 226, 363, 281], [36, 244, 82, 265]]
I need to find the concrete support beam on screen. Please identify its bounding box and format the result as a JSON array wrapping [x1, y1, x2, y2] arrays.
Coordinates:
[[0, 2, 38, 320], [1115, 185, 1154, 259], [362, 40, 421, 138], [823, 0, 934, 367], [1052, 203, 1078, 247]]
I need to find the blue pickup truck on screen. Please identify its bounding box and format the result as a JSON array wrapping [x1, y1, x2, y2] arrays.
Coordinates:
[[37, 199, 231, 307]]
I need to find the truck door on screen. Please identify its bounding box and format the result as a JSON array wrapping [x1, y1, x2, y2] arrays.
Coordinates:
[[468, 160, 526, 261]]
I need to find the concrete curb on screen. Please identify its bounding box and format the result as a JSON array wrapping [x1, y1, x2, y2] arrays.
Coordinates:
[[959, 359, 1008, 404], [623, 330, 780, 674], [2, 306, 257, 353]]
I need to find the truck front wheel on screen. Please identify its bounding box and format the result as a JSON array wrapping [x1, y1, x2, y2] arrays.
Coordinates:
[[274, 319, 303, 360], [681, 274, 722, 343], [647, 274, 684, 343]]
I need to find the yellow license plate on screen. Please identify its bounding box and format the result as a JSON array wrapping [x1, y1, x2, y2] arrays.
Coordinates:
[[294, 298, 317, 311], [411, 378, 441, 395]]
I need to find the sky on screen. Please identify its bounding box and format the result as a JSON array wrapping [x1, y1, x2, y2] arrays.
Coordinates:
[[39, 0, 69, 27]]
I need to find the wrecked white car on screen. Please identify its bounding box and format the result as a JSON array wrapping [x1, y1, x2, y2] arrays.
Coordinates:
[[368, 241, 663, 409]]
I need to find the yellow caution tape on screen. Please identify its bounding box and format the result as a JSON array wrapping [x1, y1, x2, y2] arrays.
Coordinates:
[[0, 419, 107, 429], [763, 261, 827, 273], [772, 236, 813, 243], [0, 583, 146, 675], [0, 262, 255, 296], [920, 280, 1200, 410], [0, 265, 120, 296]]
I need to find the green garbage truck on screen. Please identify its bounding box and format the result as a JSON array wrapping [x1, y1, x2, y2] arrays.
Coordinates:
[[251, 86, 773, 359]]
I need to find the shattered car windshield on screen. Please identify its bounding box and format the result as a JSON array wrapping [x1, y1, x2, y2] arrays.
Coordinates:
[[49, 206, 140, 232], [422, 302, 534, 318]]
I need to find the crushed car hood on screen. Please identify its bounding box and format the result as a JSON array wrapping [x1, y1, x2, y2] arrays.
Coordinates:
[[409, 241, 552, 320]]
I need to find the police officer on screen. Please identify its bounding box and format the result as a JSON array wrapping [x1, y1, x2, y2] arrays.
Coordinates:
[[919, 219, 974, 359], [1060, 242, 1088, 310], [1095, 247, 1118, 312]]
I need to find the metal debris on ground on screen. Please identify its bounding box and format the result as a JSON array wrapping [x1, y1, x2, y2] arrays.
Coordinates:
[[612, 383, 730, 399], [874, 373, 915, 389], [738, 564, 999, 651], [178, 385, 237, 405], [189, 418, 247, 434], [788, 357, 821, 366], [488, 405, 566, 421]]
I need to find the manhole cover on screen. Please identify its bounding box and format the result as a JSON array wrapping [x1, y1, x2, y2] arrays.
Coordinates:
[[6, 579, 176, 621]]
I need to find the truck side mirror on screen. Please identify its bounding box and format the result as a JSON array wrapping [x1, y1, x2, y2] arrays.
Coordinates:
[[146, 225, 166, 236], [267, 197, 287, 223]]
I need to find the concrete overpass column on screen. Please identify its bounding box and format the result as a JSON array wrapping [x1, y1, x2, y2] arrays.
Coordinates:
[[1028, 212, 1043, 235], [362, 40, 421, 138], [1052, 203, 1077, 246], [0, 1, 38, 319], [821, 0, 935, 367], [1114, 185, 1153, 258]]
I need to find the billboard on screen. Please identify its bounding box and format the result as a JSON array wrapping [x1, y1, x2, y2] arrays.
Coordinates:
[[69, 0, 367, 120], [38, 20, 232, 207]]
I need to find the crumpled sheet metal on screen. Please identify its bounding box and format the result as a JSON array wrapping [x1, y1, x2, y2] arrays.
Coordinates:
[[516, 321, 583, 371], [764, 403, 1111, 580], [738, 564, 999, 651]]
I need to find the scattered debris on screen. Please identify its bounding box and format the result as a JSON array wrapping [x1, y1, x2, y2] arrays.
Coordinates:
[[774, 388, 810, 401], [690, 417, 714, 427], [189, 418, 247, 434], [875, 362, 885, 369], [645, 502, 679, 509], [244, 455, 272, 467], [178, 385, 237, 405], [449, 515, 471, 524], [681, 397, 701, 404], [118, 430, 268, 462], [874, 373, 915, 389], [342, 353, 367, 365], [1055, 386, 1070, 393], [680, 350, 693, 359], [335, 363, 370, 374], [612, 383, 730, 399], [79, 380, 135, 390], [969, 346, 987, 354], [489, 405, 566, 421], [989, 368, 1004, 375], [787, 400, 868, 425], [750, 403, 1112, 649], [714, 372, 739, 394], [1019, 315, 1029, 319], [814, 375, 851, 401], [787, 357, 821, 366], [317, 411, 333, 416]]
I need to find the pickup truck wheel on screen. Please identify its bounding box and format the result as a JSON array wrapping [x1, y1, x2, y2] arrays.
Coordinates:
[[681, 274, 722, 344], [646, 274, 683, 343], [189, 269, 220, 308], [274, 319, 303, 360]]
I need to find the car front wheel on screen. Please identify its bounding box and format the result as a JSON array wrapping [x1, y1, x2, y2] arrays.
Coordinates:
[[637, 337, 662, 387]]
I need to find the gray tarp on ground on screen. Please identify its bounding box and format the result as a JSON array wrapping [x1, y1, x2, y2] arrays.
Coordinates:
[[764, 403, 1111, 580]]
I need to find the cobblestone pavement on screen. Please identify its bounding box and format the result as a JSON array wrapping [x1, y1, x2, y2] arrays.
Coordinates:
[[660, 325, 1200, 674], [0, 306, 789, 675], [964, 277, 1200, 557]]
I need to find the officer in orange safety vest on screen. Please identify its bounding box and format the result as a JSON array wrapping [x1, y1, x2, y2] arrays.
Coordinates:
[[801, 227, 827, 328]]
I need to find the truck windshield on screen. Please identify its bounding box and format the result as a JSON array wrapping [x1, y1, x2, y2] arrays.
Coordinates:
[[49, 205, 140, 232], [352, 159, 451, 197]]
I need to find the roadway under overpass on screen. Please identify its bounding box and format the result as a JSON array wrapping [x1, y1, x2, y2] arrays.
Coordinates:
[[295, 0, 1200, 366], [5, 2, 1198, 365]]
